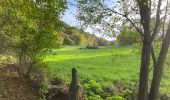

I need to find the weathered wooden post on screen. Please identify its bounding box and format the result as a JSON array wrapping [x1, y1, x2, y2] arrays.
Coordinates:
[[70, 68, 79, 100]]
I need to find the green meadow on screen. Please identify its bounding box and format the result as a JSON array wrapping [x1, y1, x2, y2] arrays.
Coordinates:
[[42, 46, 170, 93]]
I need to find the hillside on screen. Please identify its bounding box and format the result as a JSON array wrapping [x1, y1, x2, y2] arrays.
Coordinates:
[[59, 21, 113, 47]]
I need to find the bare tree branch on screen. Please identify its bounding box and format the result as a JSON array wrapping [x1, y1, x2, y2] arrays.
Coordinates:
[[150, 0, 162, 42], [105, 8, 143, 36], [162, 0, 169, 40], [151, 46, 157, 69], [149, 46, 157, 73]]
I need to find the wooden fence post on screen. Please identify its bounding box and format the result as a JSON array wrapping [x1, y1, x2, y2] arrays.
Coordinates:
[[70, 68, 79, 100]]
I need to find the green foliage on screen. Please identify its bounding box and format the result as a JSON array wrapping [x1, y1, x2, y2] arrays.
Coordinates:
[[79, 33, 87, 47], [58, 21, 110, 47], [61, 26, 101, 47], [50, 77, 65, 86], [84, 79, 128, 99], [39, 76, 49, 100], [77, 0, 139, 38], [70, 31, 81, 45], [84, 80, 104, 96], [106, 95, 125, 100], [86, 95, 103, 100], [0, 54, 15, 64], [122, 89, 133, 99], [0, 0, 67, 75], [117, 26, 141, 45]]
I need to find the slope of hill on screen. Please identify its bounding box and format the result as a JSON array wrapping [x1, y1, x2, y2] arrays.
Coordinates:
[[58, 21, 113, 47]]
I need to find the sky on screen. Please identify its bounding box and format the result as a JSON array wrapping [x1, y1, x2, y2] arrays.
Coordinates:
[[61, 0, 114, 41], [61, 0, 78, 27]]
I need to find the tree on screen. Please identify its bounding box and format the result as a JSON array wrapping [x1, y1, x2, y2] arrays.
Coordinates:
[[97, 38, 110, 46], [0, 0, 67, 77], [79, 33, 87, 47], [77, 0, 170, 100], [117, 25, 141, 45], [71, 31, 81, 45]]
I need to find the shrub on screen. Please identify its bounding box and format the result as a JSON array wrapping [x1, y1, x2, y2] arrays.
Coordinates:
[[122, 88, 134, 100], [106, 95, 125, 100], [84, 80, 103, 99], [87, 95, 103, 100], [50, 77, 65, 86], [116, 26, 141, 46], [84, 80, 103, 95], [86, 46, 99, 49], [39, 77, 49, 100]]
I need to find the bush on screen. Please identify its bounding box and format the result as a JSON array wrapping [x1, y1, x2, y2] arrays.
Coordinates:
[[83, 79, 135, 100], [87, 95, 103, 100], [123, 88, 134, 100], [50, 77, 65, 86], [86, 46, 99, 49], [116, 26, 141, 46], [39, 76, 49, 100], [84, 80, 104, 99], [106, 95, 125, 100], [84, 80, 103, 95]]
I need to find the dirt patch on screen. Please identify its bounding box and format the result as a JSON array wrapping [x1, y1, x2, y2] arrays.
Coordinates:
[[0, 64, 39, 100]]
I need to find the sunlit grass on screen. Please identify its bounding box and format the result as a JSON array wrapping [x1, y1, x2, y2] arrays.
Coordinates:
[[41, 46, 170, 93]]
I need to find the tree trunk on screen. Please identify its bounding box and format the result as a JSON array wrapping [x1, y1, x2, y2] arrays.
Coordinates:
[[137, 38, 151, 100], [137, 1, 151, 99], [149, 22, 170, 100], [26, 61, 34, 77], [18, 49, 24, 78]]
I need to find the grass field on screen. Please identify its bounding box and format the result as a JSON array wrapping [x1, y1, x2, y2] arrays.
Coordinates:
[[42, 46, 170, 93]]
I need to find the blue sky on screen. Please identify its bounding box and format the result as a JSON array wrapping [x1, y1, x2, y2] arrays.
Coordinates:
[[61, 0, 78, 26]]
